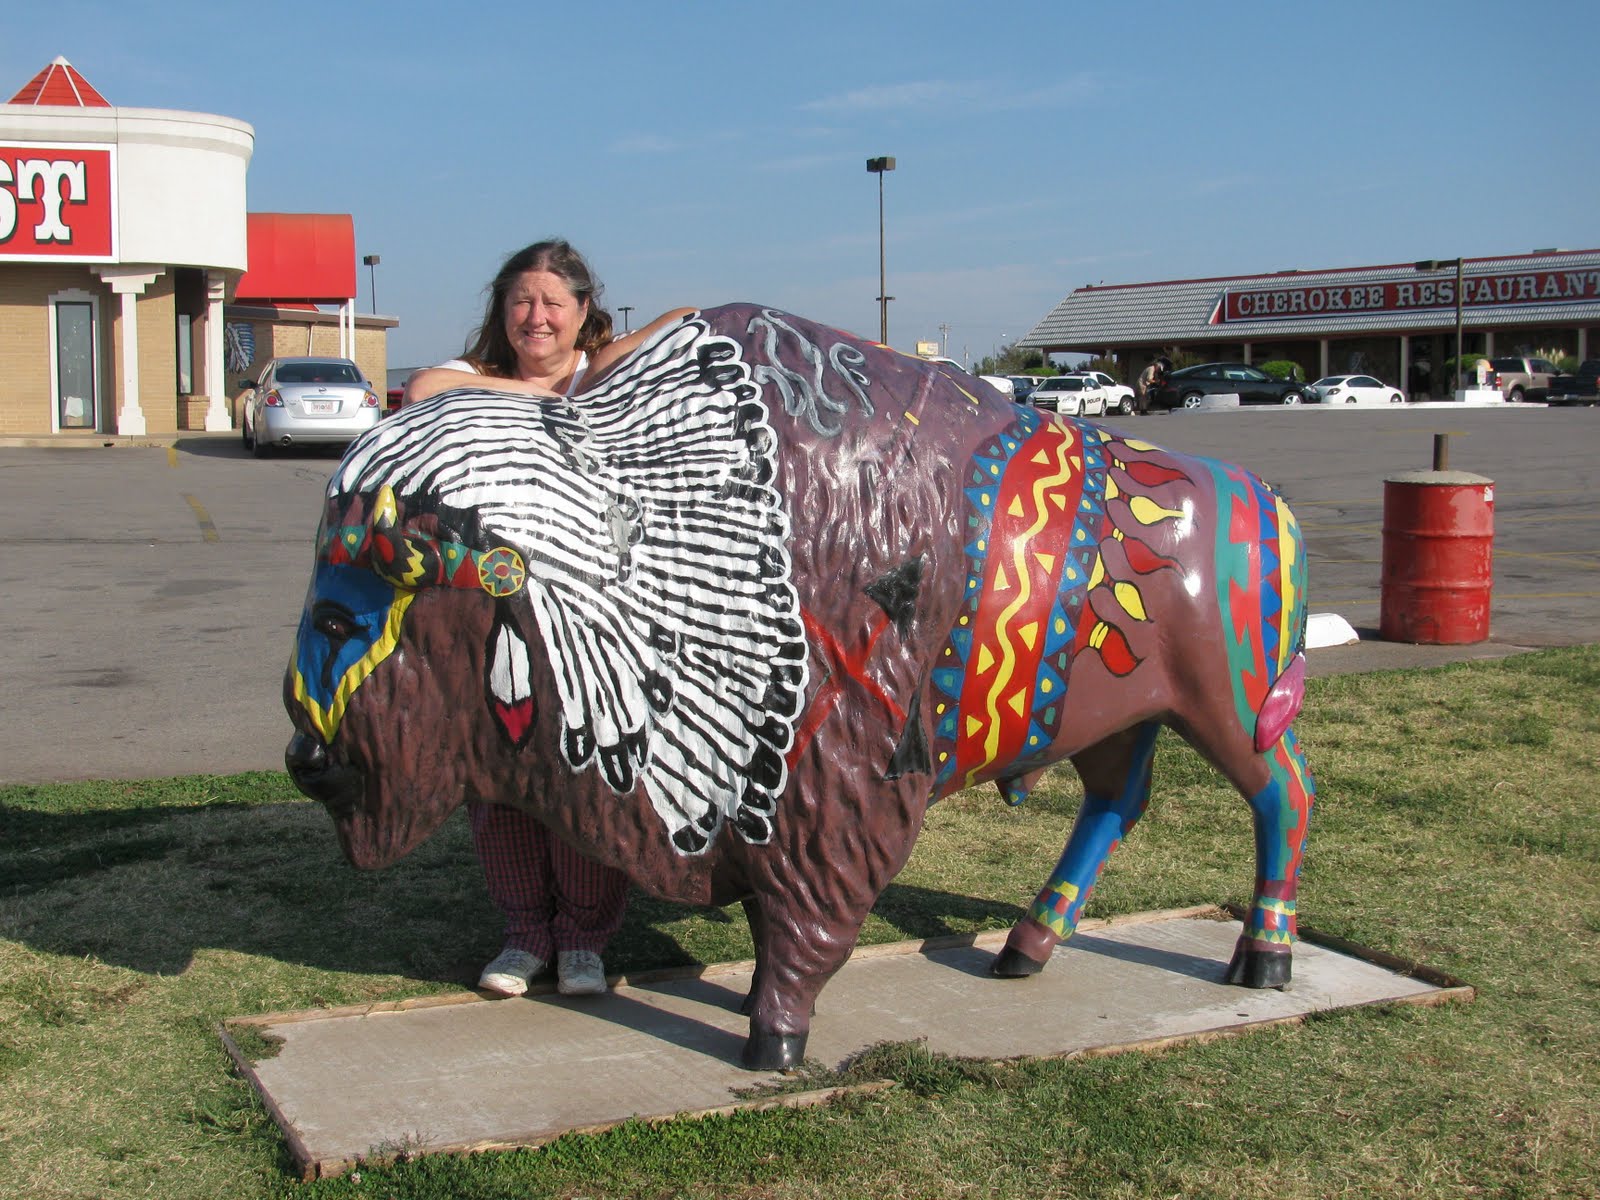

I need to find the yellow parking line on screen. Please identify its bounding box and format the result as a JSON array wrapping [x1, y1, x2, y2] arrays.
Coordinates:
[[167, 446, 178, 468], [183, 494, 220, 542]]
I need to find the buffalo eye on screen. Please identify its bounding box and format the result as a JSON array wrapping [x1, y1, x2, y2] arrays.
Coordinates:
[[312, 601, 361, 646]]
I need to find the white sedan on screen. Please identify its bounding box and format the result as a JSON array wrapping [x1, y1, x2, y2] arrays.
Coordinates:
[[1073, 370, 1137, 415], [1031, 376, 1107, 416], [1308, 374, 1405, 405]]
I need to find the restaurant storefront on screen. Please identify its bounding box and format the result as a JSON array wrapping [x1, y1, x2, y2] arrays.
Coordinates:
[[0, 56, 392, 439], [1019, 250, 1600, 395]]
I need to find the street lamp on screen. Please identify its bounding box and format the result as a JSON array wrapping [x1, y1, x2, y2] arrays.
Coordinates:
[[362, 254, 381, 315], [618, 305, 634, 333], [1414, 257, 1465, 396], [867, 156, 896, 344]]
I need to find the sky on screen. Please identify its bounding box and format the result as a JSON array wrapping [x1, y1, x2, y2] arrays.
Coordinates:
[[6, 0, 1596, 372]]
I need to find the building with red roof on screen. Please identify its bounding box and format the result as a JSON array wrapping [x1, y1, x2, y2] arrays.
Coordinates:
[[1019, 250, 1600, 397], [0, 57, 393, 438]]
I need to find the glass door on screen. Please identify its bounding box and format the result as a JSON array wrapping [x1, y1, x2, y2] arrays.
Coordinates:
[[55, 300, 98, 430]]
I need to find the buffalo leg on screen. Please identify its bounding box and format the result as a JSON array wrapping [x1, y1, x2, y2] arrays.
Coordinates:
[[738, 892, 875, 1071], [1224, 728, 1315, 987], [993, 721, 1161, 977]]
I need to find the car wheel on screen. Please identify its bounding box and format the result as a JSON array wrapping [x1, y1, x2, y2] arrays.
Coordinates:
[[1282, 391, 1303, 405], [1509, 387, 1524, 403], [251, 426, 271, 458], [241, 416, 254, 451], [1117, 396, 1134, 415], [1181, 392, 1204, 409], [1390, 392, 1404, 404]]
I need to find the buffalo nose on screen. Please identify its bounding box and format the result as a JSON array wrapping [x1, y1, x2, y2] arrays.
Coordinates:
[[285, 731, 365, 816], [286, 731, 328, 774]]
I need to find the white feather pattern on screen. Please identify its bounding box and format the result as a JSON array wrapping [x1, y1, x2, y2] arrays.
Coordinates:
[[332, 316, 808, 853]]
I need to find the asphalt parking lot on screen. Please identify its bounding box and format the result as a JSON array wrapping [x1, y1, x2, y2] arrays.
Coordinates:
[[1, 405, 1594, 785]]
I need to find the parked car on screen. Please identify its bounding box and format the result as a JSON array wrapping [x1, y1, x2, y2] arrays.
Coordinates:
[[1546, 359, 1600, 405], [979, 374, 1015, 399], [1031, 376, 1108, 417], [240, 356, 383, 457], [1069, 370, 1137, 415], [1307, 375, 1405, 405], [1487, 357, 1558, 403], [1148, 363, 1307, 409], [1005, 375, 1040, 405]]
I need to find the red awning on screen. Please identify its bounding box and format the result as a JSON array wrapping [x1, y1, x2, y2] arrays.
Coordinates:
[[234, 213, 357, 304], [7, 56, 111, 107]]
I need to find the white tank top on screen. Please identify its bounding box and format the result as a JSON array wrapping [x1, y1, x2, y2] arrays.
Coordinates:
[[434, 350, 588, 396]]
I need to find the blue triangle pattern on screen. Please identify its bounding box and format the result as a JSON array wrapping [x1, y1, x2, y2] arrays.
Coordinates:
[[932, 666, 965, 698]]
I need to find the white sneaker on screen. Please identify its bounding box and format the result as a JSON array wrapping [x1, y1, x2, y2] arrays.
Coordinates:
[[557, 949, 608, 996], [478, 948, 544, 996]]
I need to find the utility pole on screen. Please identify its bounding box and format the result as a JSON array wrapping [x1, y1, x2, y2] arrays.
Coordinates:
[[867, 156, 896, 344], [362, 255, 380, 314]]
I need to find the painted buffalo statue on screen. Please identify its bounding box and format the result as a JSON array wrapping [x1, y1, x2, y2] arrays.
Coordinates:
[[284, 304, 1315, 1070]]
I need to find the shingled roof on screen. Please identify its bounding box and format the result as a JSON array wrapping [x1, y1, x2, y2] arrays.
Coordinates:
[[7, 56, 111, 107], [1019, 249, 1600, 353]]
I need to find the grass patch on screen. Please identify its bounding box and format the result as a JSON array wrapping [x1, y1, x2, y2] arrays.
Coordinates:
[[2, 647, 1599, 1197]]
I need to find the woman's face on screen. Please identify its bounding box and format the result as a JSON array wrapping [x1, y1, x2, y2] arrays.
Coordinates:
[[502, 269, 588, 380]]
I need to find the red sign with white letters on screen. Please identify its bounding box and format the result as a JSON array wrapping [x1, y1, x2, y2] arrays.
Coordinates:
[[0, 145, 116, 260]]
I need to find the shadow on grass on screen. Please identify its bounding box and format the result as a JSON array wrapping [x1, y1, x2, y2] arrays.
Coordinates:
[[0, 798, 1023, 987]]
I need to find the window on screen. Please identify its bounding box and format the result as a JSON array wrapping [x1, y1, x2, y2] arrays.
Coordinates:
[[176, 314, 193, 394]]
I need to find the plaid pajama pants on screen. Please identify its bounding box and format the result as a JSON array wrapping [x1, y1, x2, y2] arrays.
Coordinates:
[[468, 802, 629, 960]]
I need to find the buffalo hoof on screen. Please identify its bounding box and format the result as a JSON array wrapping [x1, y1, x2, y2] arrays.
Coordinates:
[[990, 945, 1047, 978], [742, 1029, 807, 1071], [1225, 945, 1292, 989]]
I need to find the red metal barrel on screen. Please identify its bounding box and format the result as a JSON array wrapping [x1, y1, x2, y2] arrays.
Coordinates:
[[1379, 470, 1494, 644]]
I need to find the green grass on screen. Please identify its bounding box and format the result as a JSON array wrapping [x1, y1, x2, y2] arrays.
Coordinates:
[[3, 647, 1599, 1198]]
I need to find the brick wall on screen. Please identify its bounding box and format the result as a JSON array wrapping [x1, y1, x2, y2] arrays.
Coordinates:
[[0, 264, 112, 435]]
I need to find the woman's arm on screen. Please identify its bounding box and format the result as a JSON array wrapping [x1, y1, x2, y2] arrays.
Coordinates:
[[586, 307, 698, 384], [402, 367, 561, 406]]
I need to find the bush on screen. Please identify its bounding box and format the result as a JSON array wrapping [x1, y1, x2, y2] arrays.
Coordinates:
[[1257, 359, 1308, 382], [1078, 356, 1123, 381]]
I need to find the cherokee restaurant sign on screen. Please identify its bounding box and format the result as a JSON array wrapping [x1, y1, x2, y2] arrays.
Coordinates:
[[1218, 269, 1600, 323]]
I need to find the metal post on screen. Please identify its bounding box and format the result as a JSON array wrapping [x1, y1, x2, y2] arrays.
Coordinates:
[[1453, 257, 1465, 396], [867, 156, 895, 344], [362, 254, 380, 315], [618, 305, 634, 333], [877, 168, 887, 343]]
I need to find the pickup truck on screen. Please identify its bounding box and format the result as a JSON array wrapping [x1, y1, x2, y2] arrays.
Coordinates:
[[1487, 356, 1558, 403], [1545, 360, 1600, 405]]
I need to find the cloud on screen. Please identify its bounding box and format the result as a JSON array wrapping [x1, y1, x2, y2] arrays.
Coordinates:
[[800, 80, 974, 114], [800, 74, 1103, 116], [609, 133, 682, 155], [755, 152, 848, 173]]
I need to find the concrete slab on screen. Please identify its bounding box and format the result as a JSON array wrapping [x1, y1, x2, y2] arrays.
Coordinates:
[[224, 908, 1470, 1179]]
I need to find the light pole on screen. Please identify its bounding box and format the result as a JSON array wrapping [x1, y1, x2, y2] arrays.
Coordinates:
[[618, 305, 634, 333], [867, 156, 896, 344], [362, 254, 380, 315], [1415, 257, 1465, 396]]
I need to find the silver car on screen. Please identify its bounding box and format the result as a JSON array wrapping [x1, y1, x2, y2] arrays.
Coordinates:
[[240, 357, 382, 457]]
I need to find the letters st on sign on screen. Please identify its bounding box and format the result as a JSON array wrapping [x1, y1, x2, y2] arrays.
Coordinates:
[[0, 145, 116, 261], [1218, 268, 1600, 323]]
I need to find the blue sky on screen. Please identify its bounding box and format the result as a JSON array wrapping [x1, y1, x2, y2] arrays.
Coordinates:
[[6, 1, 1595, 370]]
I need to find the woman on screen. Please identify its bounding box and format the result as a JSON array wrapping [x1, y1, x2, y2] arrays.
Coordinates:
[[406, 239, 691, 997]]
